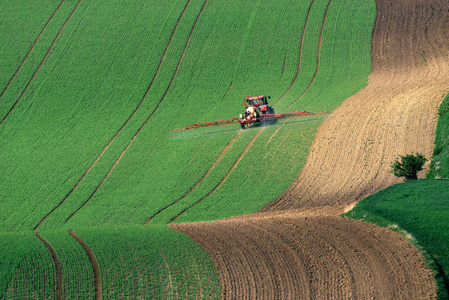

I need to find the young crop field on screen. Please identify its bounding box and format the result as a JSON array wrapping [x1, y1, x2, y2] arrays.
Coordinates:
[[0, 0, 377, 297]]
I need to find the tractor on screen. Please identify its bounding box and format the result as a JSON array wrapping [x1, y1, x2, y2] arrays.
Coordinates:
[[239, 95, 275, 129]]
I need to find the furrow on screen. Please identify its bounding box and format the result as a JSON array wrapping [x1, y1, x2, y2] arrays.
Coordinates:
[[69, 229, 101, 300], [0, 0, 83, 126], [144, 130, 243, 225], [36, 232, 63, 300], [0, 0, 65, 99]]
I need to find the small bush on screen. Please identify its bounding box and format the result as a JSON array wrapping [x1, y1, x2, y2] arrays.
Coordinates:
[[391, 153, 428, 181]]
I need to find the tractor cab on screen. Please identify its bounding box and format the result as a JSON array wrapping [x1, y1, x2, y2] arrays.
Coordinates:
[[244, 95, 269, 108]]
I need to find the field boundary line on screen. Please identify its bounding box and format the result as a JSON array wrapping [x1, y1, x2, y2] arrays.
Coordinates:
[[36, 232, 63, 300], [0, 0, 65, 99], [65, 0, 209, 223], [0, 0, 83, 126], [170, 129, 264, 223], [144, 130, 243, 224], [33, 0, 192, 231], [273, 0, 315, 106], [69, 229, 101, 300]]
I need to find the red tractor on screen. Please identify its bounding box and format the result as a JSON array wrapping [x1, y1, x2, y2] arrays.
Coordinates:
[[239, 95, 274, 129]]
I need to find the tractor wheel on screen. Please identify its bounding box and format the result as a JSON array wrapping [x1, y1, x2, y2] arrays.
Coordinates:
[[240, 122, 246, 129]]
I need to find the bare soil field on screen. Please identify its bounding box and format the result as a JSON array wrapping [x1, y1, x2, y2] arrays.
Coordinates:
[[264, 0, 449, 210], [173, 210, 436, 299], [176, 0, 448, 298]]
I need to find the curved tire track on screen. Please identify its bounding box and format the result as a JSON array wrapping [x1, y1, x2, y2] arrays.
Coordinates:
[[69, 229, 101, 300], [65, 0, 209, 223], [273, 0, 316, 106], [284, 0, 332, 110], [169, 129, 264, 223], [34, 0, 193, 230], [144, 130, 243, 225], [0, 0, 65, 99], [36, 232, 63, 300], [0, 0, 83, 126]]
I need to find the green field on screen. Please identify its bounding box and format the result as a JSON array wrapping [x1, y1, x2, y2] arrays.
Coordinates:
[[428, 93, 449, 180], [0, 0, 376, 297]]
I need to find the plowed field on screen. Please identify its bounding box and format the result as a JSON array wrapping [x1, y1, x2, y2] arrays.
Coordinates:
[[173, 209, 436, 299], [176, 0, 447, 298]]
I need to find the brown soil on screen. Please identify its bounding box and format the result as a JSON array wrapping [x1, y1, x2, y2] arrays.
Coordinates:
[[176, 0, 447, 298], [36, 232, 63, 300], [172, 211, 436, 299], [264, 0, 449, 210], [69, 229, 101, 300]]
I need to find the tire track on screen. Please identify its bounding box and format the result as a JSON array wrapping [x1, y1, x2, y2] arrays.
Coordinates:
[[284, 0, 332, 110], [144, 130, 243, 225], [266, 0, 332, 153], [65, 0, 209, 223], [33, 0, 192, 231], [36, 232, 63, 300], [221, 81, 233, 101], [0, 0, 65, 99], [169, 129, 264, 223], [0, 0, 83, 126], [273, 0, 315, 106], [69, 229, 101, 300]]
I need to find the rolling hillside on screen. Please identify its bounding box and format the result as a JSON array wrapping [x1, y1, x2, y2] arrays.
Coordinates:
[[0, 0, 446, 298]]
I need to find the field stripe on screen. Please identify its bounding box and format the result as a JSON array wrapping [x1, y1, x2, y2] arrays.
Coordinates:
[[69, 229, 101, 300], [144, 130, 243, 224], [65, 0, 209, 223], [273, 0, 315, 106], [0, 0, 65, 99], [33, 0, 192, 231], [170, 129, 264, 223], [285, 0, 333, 110], [36, 232, 63, 300], [0, 0, 83, 126]]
